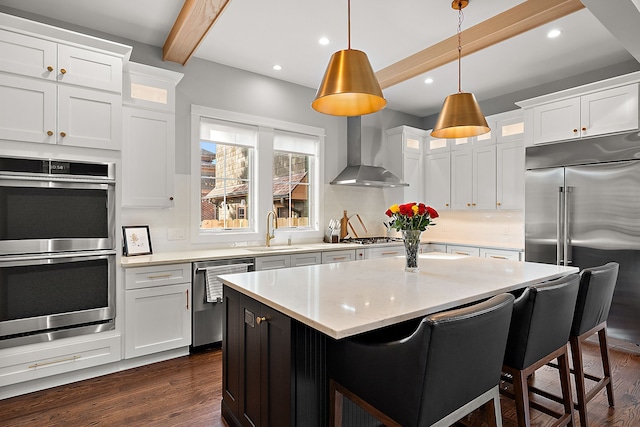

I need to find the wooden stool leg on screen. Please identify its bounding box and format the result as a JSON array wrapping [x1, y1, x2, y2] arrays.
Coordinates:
[[512, 369, 531, 427], [598, 328, 615, 408], [329, 379, 343, 427], [558, 347, 575, 426], [570, 337, 588, 427]]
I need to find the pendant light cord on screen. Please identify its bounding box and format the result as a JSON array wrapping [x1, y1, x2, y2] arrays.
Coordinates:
[[348, 0, 351, 50], [457, 2, 464, 93]]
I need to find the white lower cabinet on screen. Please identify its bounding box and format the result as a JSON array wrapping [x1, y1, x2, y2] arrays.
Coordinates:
[[255, 255, 290, 271], [447, 245, 481, 257], [124, 263, 191, 359], [480, 248, 522, 261], [364, 245, 404, 259], [0, 332, 121, 388], [291, 252, 322, 267], [421, 243, 446, 253], [254, 252, 321, 271], [321, 249, 357, 264]]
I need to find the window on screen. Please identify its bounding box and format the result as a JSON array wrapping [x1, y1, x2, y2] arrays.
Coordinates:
[[273, 131, 316, 228], [198, 118, 256, 230], [191, 106, 324, 244]]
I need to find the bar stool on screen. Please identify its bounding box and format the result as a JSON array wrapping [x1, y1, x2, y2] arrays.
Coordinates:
[[328, 293, 514, 427], [536, 262, 619, 426], [501, 274, 580, 427]]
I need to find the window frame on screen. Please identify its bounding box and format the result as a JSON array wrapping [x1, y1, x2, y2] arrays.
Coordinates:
[[190, 105, 324, 245]]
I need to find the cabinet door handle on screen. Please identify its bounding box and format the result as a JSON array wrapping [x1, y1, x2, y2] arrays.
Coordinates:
[[467, 203, 471, 207], [29, 355, 81, 368], [333, 257, 346, 261], [455, 251, 469, 255], [60, 132, 67, 137], [573, 128, 578, 133], [581, 127, 587, 132], [47, 66, 54, 72], [47, 130, 53, 136], [472, 203, 476, 206], [148, 273, 172, 279], [496, 202, 501, 206], [445, 203, 449, 207], [382, 251, 399, 255], [186, 289, 189, 310], [490, 255, 508, 259], [60, 68, 67, 74], [256, 316, 267, 325]]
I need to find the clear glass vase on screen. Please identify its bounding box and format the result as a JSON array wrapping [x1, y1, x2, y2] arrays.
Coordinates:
[[402, 230, 422, 272]]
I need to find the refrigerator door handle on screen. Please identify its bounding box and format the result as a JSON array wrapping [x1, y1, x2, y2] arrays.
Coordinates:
[[557, 186, 564, 265], [564, 186, 573, 265]]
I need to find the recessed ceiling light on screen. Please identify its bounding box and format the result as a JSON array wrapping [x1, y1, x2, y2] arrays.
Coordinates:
[[424, 77, 434, 84], [319, 37, 330, 45], [547, 29, 562, 38], [273, 65, 282, 71]]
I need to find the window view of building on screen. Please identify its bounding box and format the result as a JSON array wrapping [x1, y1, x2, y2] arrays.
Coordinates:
[[273, 152, 310, 227], [200, 143, 251, 229], [196, 115, 319, 235]]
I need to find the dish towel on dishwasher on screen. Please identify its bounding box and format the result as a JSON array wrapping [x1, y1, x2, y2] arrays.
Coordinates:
[[204, 264, 249, 303]]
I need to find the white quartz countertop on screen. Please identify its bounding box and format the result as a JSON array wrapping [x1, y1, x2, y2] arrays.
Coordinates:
[[120, 242, 368, 267], [120, 240, 523, 267], [218, 253, 577, 340]]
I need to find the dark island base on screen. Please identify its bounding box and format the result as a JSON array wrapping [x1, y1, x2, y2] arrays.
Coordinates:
[[221, 286, 382, 426]]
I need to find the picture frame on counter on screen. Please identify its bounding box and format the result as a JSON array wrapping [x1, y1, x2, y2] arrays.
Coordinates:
[[122, 225, 153, 256]]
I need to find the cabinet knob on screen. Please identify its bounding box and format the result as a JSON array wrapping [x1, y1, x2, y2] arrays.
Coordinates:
[[60, 68, 67, 74], [445, 203, 449, 207], [169, 196, 174, 201], [60, 132, 67, 137], [472, 203, 476, 206], [256, 316, 267, 325], [47, 130, 53, 136], [497, 202, 501, 206], [581, 127, 587, 132], [47, 66, 53, 72], [467, 203, 471, 207], [573, 128, 578, 133]]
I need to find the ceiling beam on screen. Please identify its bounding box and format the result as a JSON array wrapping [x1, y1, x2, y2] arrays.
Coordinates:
[[375, 0, 585, 89], [163, 0, 231, 65]]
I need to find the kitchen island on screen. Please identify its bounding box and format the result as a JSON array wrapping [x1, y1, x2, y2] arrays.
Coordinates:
[[218, 253, 577, 427]]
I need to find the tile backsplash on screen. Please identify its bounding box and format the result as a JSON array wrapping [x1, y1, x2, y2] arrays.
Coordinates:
[[323, 184, 524, 248]]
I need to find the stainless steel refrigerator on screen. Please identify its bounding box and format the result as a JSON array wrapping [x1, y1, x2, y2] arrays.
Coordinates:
[[525, 131, 640, 346]]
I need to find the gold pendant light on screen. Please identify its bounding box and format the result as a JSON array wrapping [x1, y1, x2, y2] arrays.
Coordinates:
[[431, 0, 490, 138], [312, 0, 386, 116]]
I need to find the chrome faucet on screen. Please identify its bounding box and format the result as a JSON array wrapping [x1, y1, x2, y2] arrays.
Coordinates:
[[265, 210, 278, 247]]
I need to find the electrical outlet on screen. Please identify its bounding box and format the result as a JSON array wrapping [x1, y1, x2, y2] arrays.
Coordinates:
[[168, 228, 185, 240]]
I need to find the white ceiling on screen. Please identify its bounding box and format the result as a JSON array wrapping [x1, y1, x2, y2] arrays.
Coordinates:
[[0, 0, 637, 117]]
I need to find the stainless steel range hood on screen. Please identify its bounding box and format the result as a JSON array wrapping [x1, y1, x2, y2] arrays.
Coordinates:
[[331, 116, 408, 188]]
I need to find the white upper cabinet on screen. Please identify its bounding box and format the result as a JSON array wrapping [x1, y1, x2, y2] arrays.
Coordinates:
[[423, 110, 524, 211], [122, 63, 183, 208], [0, 29, 123, 93], [518, 72, 640, 146], [496, 140, 524, 210], [451, 145, 497, 210], [386, 126, 428, 203], [0, 17, 131, 150], [0, 73, 121, 149], [425, 151, 451, 211]]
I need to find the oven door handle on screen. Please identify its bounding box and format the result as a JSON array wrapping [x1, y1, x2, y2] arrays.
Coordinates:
[[0, 250, 116, 266]]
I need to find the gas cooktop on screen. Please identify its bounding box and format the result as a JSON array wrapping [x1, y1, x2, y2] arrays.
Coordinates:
[[341, 237, 403, 245]]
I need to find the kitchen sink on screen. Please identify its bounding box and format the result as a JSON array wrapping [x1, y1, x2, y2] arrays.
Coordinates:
[[244, 246, 303, 252]]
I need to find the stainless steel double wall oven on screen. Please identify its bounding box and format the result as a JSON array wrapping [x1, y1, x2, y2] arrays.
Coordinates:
[[0, 156, 116, 348]]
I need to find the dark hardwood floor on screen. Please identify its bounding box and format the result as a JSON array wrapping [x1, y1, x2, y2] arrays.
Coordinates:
[[1, 341, 638, 427]]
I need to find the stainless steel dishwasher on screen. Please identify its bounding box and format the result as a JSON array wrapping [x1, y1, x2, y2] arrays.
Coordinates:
[[191, 257, 254, 349]]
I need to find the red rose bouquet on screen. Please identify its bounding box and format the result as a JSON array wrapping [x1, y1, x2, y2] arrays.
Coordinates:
[[385, 202, 438, 232]]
